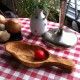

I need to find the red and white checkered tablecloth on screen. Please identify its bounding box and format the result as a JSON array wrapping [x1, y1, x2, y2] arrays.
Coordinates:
[[0, 18, 80, 80]]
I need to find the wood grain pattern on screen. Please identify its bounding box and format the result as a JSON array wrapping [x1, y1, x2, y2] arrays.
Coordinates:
[[5, 41, 75, 73]]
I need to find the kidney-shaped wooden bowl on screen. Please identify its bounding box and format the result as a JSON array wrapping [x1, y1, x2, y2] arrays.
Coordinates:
[[5, 41, 75, 73]]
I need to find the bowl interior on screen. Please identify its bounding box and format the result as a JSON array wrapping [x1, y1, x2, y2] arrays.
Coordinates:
[[5, 41, 49, 63]]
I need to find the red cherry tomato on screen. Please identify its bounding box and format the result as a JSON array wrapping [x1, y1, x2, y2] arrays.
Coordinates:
[[35, 50, 45, 60]]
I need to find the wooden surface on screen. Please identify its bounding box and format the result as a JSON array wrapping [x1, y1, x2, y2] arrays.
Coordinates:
[[5, 41, 75, 73]]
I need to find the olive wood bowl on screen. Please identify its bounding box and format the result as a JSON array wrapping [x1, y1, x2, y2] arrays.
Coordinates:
[[5, 41, 75, 73]]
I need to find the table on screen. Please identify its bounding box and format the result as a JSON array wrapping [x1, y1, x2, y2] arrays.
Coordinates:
[[0, 18, 80, 80]]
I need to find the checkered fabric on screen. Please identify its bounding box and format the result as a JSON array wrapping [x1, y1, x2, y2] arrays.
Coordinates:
[[0, 18, 80, 80]]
